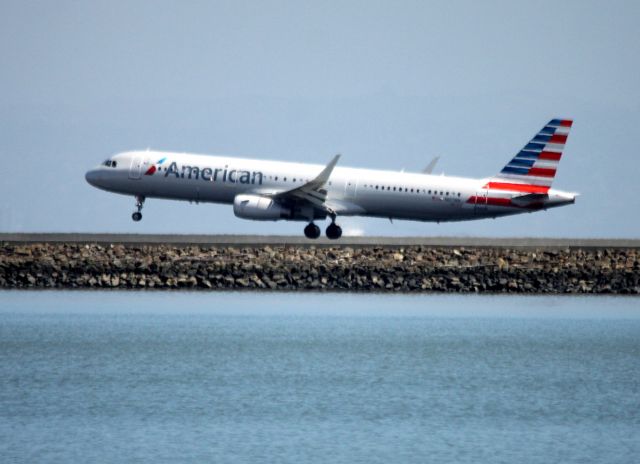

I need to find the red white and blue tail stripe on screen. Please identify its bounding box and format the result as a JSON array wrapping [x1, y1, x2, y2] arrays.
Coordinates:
[[488, 119, 572, 193]]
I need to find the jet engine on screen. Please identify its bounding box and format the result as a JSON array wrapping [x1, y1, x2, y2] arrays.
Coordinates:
[[233, 194, 290, 220]]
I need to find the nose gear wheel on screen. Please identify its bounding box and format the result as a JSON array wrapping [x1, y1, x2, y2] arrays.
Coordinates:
[[131, 195, 145, 222]]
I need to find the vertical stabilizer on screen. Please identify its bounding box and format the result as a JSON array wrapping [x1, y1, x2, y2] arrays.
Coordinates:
[[488, 119, 573, 193]]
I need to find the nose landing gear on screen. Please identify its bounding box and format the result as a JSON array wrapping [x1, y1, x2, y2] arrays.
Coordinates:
[[304, 222, 321, 239], [132, 195, 145, 222]]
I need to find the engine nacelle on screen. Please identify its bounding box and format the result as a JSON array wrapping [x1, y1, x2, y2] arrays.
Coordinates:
[[233, 194, 290, 221]]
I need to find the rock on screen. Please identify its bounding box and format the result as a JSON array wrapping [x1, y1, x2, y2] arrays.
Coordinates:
[[0, 242, 636, 294]]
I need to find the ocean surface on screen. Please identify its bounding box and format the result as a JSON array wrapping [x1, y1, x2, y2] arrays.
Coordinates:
[[1, 292, 639, 463]]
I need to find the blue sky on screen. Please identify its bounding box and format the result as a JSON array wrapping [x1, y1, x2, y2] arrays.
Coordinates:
[[1, 0, 638, 237]]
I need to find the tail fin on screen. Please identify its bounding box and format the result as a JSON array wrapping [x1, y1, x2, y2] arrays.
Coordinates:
[[489, 119, 573, 192]]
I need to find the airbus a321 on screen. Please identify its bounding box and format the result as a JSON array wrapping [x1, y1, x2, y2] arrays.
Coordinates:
[[85, 119, 576, 239]]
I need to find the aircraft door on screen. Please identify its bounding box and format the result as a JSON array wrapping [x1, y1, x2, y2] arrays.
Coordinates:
[[345, 178, 358, 200], [129, 156, 143, 180], [474, 189, 488, 211]]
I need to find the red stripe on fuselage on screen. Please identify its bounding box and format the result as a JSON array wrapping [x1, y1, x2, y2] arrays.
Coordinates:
[[483, 182, 550, 193]]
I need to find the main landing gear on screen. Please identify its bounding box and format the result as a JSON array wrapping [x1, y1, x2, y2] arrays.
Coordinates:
[[325, 222, 342, 240], [132, 195, 145, 222], [304, 222, 321, 239], [303, 217, 342, 240]]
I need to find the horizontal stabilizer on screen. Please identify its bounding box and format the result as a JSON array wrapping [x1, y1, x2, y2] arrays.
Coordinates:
[[511, 193, 548, 206]]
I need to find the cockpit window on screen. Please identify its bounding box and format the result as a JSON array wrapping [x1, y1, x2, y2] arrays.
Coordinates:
[[111, 161, 117, 168], [103, 159, 117, 167]]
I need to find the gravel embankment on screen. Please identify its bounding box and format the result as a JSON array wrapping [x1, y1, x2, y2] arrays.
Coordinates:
[[1, 243, 638, 293]]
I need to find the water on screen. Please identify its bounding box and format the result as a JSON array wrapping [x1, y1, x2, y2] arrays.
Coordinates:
[[1, 292, 639, 463]]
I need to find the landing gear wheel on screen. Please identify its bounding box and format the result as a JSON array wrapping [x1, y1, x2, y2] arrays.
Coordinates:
[[326, 222, 342, 240], [132, 195, 145, 222], [304, 222, 321, 239]]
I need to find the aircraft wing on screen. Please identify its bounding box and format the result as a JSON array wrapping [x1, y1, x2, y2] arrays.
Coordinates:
[[269, 154, 341, 212], [324, 199, 366, 216]]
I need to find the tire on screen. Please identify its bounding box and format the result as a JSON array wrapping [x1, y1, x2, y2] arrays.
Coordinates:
[[304, 223, 321, 239], [326, 223, 342, 240]]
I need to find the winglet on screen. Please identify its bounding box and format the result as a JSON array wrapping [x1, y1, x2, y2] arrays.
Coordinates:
[[422, 156, 440, 174], [270, 154, 340, 207], [309, 154, 340, 189]]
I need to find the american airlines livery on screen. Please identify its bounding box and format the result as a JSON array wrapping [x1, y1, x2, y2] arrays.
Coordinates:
[[85, 119, 576, 239]]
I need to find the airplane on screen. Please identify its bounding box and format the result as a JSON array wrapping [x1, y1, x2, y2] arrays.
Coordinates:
[[85, 118, 577, 239]]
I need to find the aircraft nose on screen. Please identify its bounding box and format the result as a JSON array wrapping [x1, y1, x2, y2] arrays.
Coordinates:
[[85, 168, 101, 187]]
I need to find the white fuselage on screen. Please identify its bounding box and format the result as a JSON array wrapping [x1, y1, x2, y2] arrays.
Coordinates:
[[85, 150, 576, 224]]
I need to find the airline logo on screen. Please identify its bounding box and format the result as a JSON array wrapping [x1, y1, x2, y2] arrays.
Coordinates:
[[487, 118, 573, 193], [140, 156, 265, 185], [144, 157, 167, 176], [498, 119, 572, 184]]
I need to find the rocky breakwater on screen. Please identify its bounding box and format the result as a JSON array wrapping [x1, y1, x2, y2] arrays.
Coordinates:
[[0, 243, 639, 293]]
